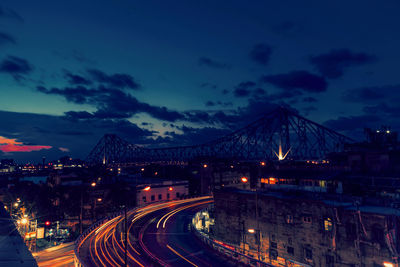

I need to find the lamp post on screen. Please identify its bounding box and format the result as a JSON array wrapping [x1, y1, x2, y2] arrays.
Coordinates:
[[80, 181, 97, 234]]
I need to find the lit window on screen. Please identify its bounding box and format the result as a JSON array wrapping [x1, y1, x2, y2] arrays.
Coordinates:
[[286, 214, 293, 224], [324, 218, 333, 231]]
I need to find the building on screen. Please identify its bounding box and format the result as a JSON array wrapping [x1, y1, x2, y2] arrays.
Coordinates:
[[213, 188, 399, 267], [134, 177, 189, 206]]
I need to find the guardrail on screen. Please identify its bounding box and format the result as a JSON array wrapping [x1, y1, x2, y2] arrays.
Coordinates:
[[191, 211, 273, 267]]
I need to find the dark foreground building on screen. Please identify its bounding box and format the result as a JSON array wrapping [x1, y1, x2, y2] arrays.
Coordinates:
[[212, 129, 400, 267]]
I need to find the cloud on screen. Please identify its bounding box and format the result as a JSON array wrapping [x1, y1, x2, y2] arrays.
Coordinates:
[[198, 57, 230, 69], [234, 81, 256, 98], [205, 101, 215, 107], [164, 125, 231, 147], [342, 85, 398, 103], [200, 82, 217, 89], [310, 49, 377, 79], [0, 110, 156, 161], [249, 43, 272, 65], [324, 114, 381, 132], [0, 32, 16, 45], [363, 103, 400, 117], [0, 5, 23, 22], [261, 71, 327, 93], [0, 136, 52, 153], [65, 72, 92, 85], [59, 147, 70, 152], [38, 85, 184, 122], [0, 56, 33, 80], [87, 69, 140, 90], [303, 97, 317, 103]]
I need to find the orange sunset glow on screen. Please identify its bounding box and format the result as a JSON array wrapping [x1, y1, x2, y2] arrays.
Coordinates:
[[0, 136, 52, 153]]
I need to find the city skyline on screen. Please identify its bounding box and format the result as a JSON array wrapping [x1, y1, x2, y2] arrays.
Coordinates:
[[1, 0, 400, 161]]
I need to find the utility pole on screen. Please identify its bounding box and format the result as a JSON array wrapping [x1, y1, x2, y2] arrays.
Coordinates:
[[124, 203, 128, 267], [80, 189, 83, 235], [255, 188, 261, 261]]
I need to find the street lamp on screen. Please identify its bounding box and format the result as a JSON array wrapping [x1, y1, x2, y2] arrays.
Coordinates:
[[143, 186, 151, 191]]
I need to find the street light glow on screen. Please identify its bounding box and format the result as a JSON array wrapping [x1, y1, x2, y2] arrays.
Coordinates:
[[248, 229, 255, 233], [169, 187, 173, 191], [21, 218, 28, 225], [241, 177, 248, 183], [144, 186, 151, 191], [91, 182, 96, 187]]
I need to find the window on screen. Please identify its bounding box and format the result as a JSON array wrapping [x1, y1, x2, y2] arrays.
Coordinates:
[[287, 246, 294, 255], [176, 192, 180, 198], [326, 255, 334, 266], [286, 214, 293, 224], [151, 195, 155, 201], [303, 215, 312, 223], [269, 249, 278, 260], [270, 242, 277, 249], [167, 193, 170, 199], [305, 248, 312, 260], [158, 194, 162, 200], [142, 196, 146, 203], [324, 218, 333, 231]]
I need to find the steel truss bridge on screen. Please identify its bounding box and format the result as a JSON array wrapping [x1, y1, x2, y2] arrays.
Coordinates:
[[86, 107, 353, 165]]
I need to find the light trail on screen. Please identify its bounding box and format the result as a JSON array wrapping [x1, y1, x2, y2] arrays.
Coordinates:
[[77, 197, 212, 267], [166, 244, 199, 267], [162, 200, 213, 229]]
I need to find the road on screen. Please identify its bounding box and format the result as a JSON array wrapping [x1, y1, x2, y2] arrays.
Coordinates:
[[33, 242, 74, 267], [77, 196, 236, 266]]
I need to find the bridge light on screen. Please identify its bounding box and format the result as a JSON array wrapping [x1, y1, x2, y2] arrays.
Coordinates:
[[143, 186, 151, 191], [241, 177, 248, 183]]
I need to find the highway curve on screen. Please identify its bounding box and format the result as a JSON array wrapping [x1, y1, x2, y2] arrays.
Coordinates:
[[76, 196, 236, 267]]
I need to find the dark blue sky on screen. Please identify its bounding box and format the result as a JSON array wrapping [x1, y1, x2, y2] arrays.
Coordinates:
[[0, 0, 399, 162]]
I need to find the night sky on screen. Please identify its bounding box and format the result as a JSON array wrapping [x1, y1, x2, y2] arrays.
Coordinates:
[[0, 0, 399, 162]]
